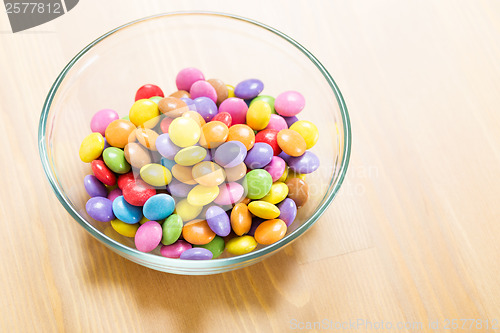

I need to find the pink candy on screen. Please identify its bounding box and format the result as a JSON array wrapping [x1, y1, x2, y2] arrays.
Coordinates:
[[90, 109, 119, 136], [274, 91, 305, 117], [135, 221, 162, 252], [264, 156, 286, 182], [107, 188, 123, 202], [176, 67, 205, 91], [214, 182, 245, 205], [218, 98, 248, 125], [190, 80, 217, 103], [160, 240, 192, 258], [265, 114, 288, 131]]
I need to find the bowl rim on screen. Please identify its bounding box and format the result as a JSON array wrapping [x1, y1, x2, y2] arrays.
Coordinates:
[[38, 10, 352, 270]]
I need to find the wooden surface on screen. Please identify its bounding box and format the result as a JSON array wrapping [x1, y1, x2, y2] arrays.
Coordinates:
[[1, 0, 500, 332]]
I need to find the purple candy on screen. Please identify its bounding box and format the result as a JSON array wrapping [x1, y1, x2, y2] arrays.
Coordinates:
[[167, 179, 194, 198], [156, 133, 181, 159], [287, 151, 320, 174], [278, 151, 292, 163], [103, 138, 110, 150], [107, 188, 122, 202], [180, 247, 213, 260], [180, 97, 197, 111], [160, 240, 192, 258], [86, 197, 115, 222], [193, 97, 218, 121], [278, 198, 297, 227], [244, 142, 274, 169], [234, 79, 264, 99], [84, 174, 107, 197], [202, 149, 213, 162], [283, 115, 299, 128], [248, 217, 265, 236], [205, 206, 231, 236], [214, 141, 247, 168]]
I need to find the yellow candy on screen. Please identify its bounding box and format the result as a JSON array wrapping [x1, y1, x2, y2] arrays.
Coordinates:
[[261, 182, 289, 204], [246, 100, 271, 131], [140, 163, 172, 186], [187, 185, 220, 206], [110, 219, 140, 237], [226, 84, 235, 98], [277, 166, 289, 183], [174, 146, 207, 166], [168, 117, 201, 147], [248, 201, 281, 219], [286, 170, 306, 182], [226, 235, 257, 255], [139, 216, 150, 225], [79, 132, 105, 163], [289, 120, 319, 149], [129, 99, 160, 128], [175, 199, 203, 221]]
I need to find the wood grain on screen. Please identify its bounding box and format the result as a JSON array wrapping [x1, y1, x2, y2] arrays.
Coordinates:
[[1, 0, 500, 332]]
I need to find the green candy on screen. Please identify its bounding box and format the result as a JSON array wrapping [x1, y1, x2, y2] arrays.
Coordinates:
[[250, 95, 275, 114], [161, 214, 183, 245], [121, 115, 130, 120], [195, 236, 225, 259], [149, 96, 163, 105], [102, 147, 131, 174], [243, 169, 273, 200]]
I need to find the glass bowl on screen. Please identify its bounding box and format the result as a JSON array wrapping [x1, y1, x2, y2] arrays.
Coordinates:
[[38, 11, 351, 275]]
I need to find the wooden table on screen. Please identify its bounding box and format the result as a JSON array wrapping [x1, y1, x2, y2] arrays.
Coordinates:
[[1, 1, 500, 331]]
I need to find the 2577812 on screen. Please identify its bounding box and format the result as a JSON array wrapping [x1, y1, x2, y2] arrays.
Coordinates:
[[5, 2, 61, 14]]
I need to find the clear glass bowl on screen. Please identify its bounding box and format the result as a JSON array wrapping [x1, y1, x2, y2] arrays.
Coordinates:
[[38, 11, 351, 275]]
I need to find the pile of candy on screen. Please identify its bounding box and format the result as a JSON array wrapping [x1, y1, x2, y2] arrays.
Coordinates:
[[79, 67, 319, 260]]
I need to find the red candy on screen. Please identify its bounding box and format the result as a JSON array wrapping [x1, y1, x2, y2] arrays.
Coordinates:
[[91, 160, 116, 186], [255, 129, 281, 156], [160, 117, 174, 134], [212, 112, 232, 127], [122, 179, 156, 206], [135, 84, 164, 101], [117, 172, 136, 189]]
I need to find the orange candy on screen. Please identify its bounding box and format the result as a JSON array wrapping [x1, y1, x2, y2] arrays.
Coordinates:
[[227, 124, 255, 150], [171, 165, 197, 185], [230, 203, 252, 236], [254, 219, 287, 245], [224, 162, 247, 182], [277, 129, 307, 157], [135, 128, 159, 151], [199, 121, 229, 148], [158, 97, 189, 118], [105, 119, 136, 148], [169, 90, 191, 99], [182, 219, 216, 245], [182, 110, 206, 127], [192, 161, 226, 186]]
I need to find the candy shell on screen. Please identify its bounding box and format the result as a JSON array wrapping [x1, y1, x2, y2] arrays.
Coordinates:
[[180, 247, 213, 260], [192, 161, 226, 187], [176, 67, 205, 91], [199, 121, 229, 148], [182, 110, 206, 127], [261, 182, 289, 204], [264, 156, 286, 182], [111, 219, 139, 237], [289, 120, 319, 149], [224, 162, 247, 182], [175, 146, 207, 166], [122, 179, 156, 206], [175, 198, 203, 221], [168, 117, 201, 147], [214, 141, 247, 168], [243, 169, 273, 200], [171, 165, 197, 185], [193, 97, 218, 122], [277, 129, 307, 157], [135, 128, 159, 151], [283, 115, 299, 127], [124, 142, 152, 169], [135, 221, 162, 252], [244, 142, 273, 169], [205, 206, 231, 237], [107, 188, 122, 202], [226, 84, 235, 98], [227, 124, 255, 150], [182, 219, 215, 245], [278, 198, 297, 227], [129, 99, 160, 128], [250, 95, 275, 113], [160, 117, 174, 133], [84, 175, 107, 197], [103, 147, 131, 174], [158, 97, 189, 118], [274, 91, 305, 117], [246, 100, 271, 130], [254, 219, 287, 245], [286, 178, 309, 207], [212, 111, 232, 127], [230, 203, 252, 236], [190, 80, 217, 103], [161, 214, 183, 245], [86, 197, 115, 222], [287, 151, 320, 174], [248, 201, 281, 219], [226, 235, 257, 255], [156, 133, 181, 160], [218, 98, 248, 125], [234, 79, 264, 99], [135, 84, 164, 101], [91, 160, 116, 186], [214, 182, 245, 206], [105, 119, 136, 149], [91, 109, 119, 136], [169, 90, 191, 99], [265, 114, 288, 131], [79, 133, 105, 163], [207, 78, 229, 105], [187, 185, 220, 206], [167, 179, 194, 198], [195, 236, 225, 258], [117, 172, 136, 189], [112, 196, 142, 224], [143, 194, 175, 221], [161, 240, 192, 258]]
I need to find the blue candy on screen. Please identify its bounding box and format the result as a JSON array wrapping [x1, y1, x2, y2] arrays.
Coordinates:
[[143, 194, 175, 221], [112, 196, 143, 224]]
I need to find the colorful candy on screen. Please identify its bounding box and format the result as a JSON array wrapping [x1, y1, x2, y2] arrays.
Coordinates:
[[80, 67, 321, 258]]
